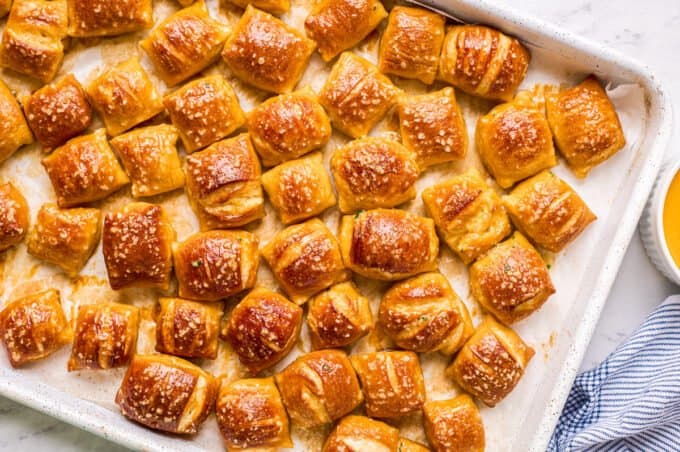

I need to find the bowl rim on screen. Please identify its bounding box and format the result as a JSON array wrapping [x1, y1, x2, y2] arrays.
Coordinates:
[[654, 158, 680, 282]]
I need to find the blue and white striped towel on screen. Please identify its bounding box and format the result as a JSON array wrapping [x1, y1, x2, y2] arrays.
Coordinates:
[[549, 295, 680, 451]]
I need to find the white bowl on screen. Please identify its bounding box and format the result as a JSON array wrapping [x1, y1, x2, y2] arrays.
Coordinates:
[[641, 159, 680, 285]]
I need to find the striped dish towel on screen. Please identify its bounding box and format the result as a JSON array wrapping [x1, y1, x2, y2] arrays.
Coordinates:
[[548, 295, 680, 451]]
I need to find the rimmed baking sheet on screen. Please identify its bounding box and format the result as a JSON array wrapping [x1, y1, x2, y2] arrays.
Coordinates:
[[0, 0, 671, 450]]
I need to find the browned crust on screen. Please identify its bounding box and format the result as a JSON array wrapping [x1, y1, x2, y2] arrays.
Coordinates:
[[186, 134, 260, 199], [503, 170, 597, 252], [0, 289, 71, 368], [331, 137, 419, 213], [469, 232, 555, 325], [155, 297, 222, 360], [378, 6, 445, 84], [322, 415, 400, 452], [24, 74, 93, 149], [67, 0, 152, 37], [0, 182, 29, 252], [305, 0, 387, 61], [26, 203, 101, 276], [397, 87, 468, 168], [379, 272, 473, 354], [0, 78, 32, 162], [86, 58, 163, 136], [423, 394, 486, 452], [261, 152, 336, 224], [447, 316, 534, 407], [475, 100, 556, 188], [0, 0, 67, 82], [110, 124, 185, 198], [140, 1, 229, 87], [163, 75, 245, 153], [216, 377, 292, 449], [319, 52, 401, 138], [247, 89, 331, 167], [422, 169, 512, 264], [275, 349, 363, 427], [68, 302, 139, 371], [339, 209, 439, 281], [438, 25, 529, 101], [350, 350, 426, 419], [173, 229, 259, 301], [262, 218, 349, 304], [224, 287, 302, 374], [227, 0, 290, 14], [546, 75, 626, 177], [102, 202, 175, 291], [41, 129, 130, 207], [307, 281, 373, 349], [222, 5, 316, 94], [115, 354, 218, 434], [185, 133, 264, 230]]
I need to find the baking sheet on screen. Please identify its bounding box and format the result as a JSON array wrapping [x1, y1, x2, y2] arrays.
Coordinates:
[[0, 0, 662, 450]]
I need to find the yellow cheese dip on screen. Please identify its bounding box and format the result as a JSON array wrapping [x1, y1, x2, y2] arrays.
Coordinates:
[[663, 170, 680, 268]]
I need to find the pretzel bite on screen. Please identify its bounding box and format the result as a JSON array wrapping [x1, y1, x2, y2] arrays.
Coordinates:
[[87, 58, 163, 136], [422, 169, 512, 264], [378, 6, 445, 84], [102, 203, 175, 291], [0, 182, 29, 252], [322, 415, 400, 452], [27, 204, 101, 277], [115, 354, 218, 434], [67, 0, 152, 37], [305, 0, 386, 61], [224, 287, 302, 374], [0, 79, 32, 163], [261, 152, 337, 224], [503, 170, 596, 252], [262, 218, 349, 304], [476, 94, 556, 188], [423, 395, 485, 452], [350, 350, 426, 419], [23, 74, 92, 150], [339, 209, 439, 281], [379, 272, 473, 354], [222, 5, 316, 94], [185, 134, 264, 230], [163, 75, 245, 153], [109, 124, 185, 198], [546, 76, 626, 177], [41, 129, 129, 207], [173, 230, 259, 301], [469, 232, 555, 325], [140, 1, 229, 87], [331, 137, 419, 213], [319, 52, 401, 138], [307, 282, 372, 349], [275, 349, 363, 427], [68, 302, 139, 371], [0, 290, 71, 368], [447, 316, 534, 407], [397, 87, 468, 168], [247, 88, 331, 167], [0, 0, 68, 82], [155, 297, 222, 360], [438, 25, 530, 101], [216, 377, 292, 449]]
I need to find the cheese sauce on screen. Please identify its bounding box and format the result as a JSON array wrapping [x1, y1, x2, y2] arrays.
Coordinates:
[[663, 170, 680, 268]]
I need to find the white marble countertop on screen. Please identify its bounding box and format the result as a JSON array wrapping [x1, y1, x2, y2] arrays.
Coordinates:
[[0, 0, 678, 450]]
